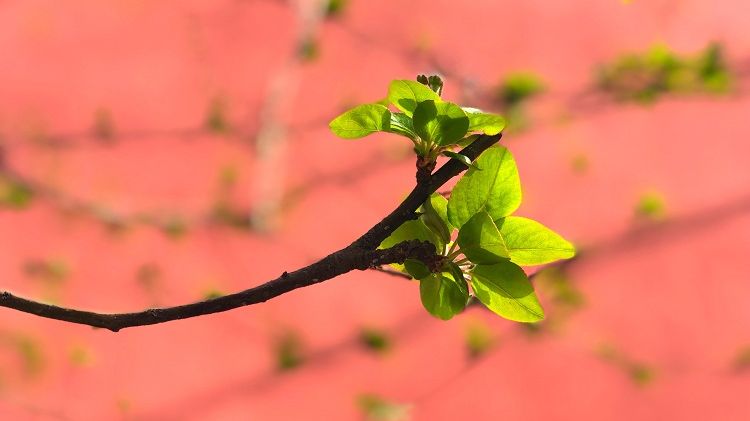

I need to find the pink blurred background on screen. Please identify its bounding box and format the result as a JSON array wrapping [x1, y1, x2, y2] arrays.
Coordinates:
[[1, 0, 750, 419]]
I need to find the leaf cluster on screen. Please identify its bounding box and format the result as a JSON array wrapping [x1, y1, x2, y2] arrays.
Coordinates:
[[597, 42, 733, 102], [382, 147, 575, 322], [329, 75, 505, 164], [329, 76, 575, 323], [497, 72, 545, 108]]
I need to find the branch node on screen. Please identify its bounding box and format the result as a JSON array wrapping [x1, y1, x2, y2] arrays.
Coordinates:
[[415, 156, 436, 185]]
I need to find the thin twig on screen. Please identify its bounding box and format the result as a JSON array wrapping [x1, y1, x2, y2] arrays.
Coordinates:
[[0, 134, 501, 331]]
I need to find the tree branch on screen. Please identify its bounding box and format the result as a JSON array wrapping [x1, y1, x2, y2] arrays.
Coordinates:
[[353, 133, 500, 250], [0, 134, 501, 331]]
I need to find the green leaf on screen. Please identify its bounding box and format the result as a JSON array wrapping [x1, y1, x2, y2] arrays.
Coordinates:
[[471, 261, 544, 322], [379, 220, 441, 271], [386, 112, 418, 140], [323, 0, 348, 18], [404, 259, 431, 280], [412, 100, 469, 146], [358, 328, 390, 353], [446, 262, 467, 290], [420, 270, 469, 320], [456, 133, 480, 148], [495, 216, 576, 265], [498, 72, 545, 107], [357, 394, 411, 421], [275, 331, 305, 371], [420, 193, 452, 246], [442, 151, 478, 169], [380, 220, 441, 250], [387, 80, 441, 117], [329, 104, 390, 139], [465, 111, 506, 135], [456, 211, 509, 264], [447, 146, 522, 229], [0, 177, 34, 209]]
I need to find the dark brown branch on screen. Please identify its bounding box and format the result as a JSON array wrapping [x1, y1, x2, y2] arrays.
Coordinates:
[[0, 239, 436, 331], [353, 133, 500, 250], [133, 190, 750, 413], [0, 134, 501, 331]]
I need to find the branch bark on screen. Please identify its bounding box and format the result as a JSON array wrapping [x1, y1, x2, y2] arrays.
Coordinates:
[[0, 134, 501, 331]]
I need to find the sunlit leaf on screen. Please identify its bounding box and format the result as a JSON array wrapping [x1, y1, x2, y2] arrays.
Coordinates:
[[420, 193, 452, 246], [447, 146, 522, 229], [456, 133, 480, 148], [465, 110, 506, 135], [456, 211, 509, 264], [412, 100, 469, 146], [495, 216, 576, 265], [329, 104, 391, 139], [387, 80, 441, 117], [471, 261, 544, 322], [442, 151, 478, 169], [380, 220, 442, 251], [379, 220, 442, 272], [386, 112, 418, 140]]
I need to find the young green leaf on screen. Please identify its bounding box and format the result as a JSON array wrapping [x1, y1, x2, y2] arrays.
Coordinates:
[[495, 216, 576, 265], [420, 193, 452, 246], [329, 104, 391, 139], [447, 146, 522, 229], [388, 80, 441, 117], [386, 112, 418, 140], [456, 134, 480, 148], [379, 219, 442, 271], [498, 72, 545, 107], [446, 262, 467, 290], [442, 151, 478, 169], [0, 177, 34, 209], [465, 111, 506, 135], [404, 259, 431, 280], [380, 219, 442, 250], [456, 211, 509, 264], [471, 261, 544, 322], [412, 100, 469, 146], [420, 270, 469, 320]]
